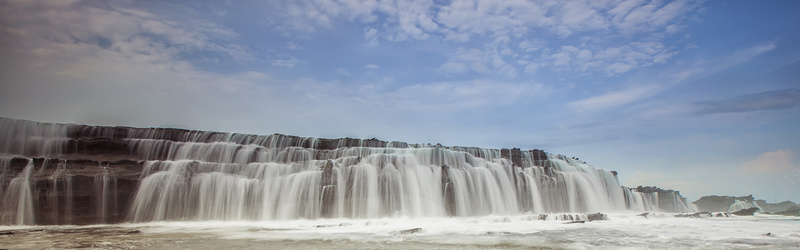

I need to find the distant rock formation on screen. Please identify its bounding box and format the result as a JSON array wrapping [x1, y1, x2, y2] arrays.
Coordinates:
[[773, 208, 800, 216], [694, 195, 759, 213], [694, 195, 800, 216], [755, 200, 800, 213]]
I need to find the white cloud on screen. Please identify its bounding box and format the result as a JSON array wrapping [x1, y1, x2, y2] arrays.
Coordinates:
[[364, 27, 379, 46], [285, 42, 304, 50], [439, 46, 517, 78], [741, 150, 797, 173], [543, 42, 676, 74], [365, 64, 380, 69], [270, 55, 299, 68], [269, 0, 697, 45], [568, 84, 662, 112]]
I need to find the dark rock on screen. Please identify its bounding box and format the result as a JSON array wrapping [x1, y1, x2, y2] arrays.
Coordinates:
[[441, 164, 456, 216], [731, 207, 759, 216], [393, 228, 423, 235], [564, 220, 585, 224], [638, 212, 649, 218], [674, 212, 712, 218], [538, 214, 548, 220], [587, 213, 607, 222], [0, 231, 14, 235], [500, 148, 523, 169], [320, 160, 337, 218], [764, 232, 774, 237], [126, 230, 141, 234], [315, 222, 351, 228]]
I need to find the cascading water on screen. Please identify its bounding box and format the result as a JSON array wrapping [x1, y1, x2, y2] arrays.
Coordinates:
[[0, 158, 35, 225], [0, 117, 696, 225], [95, 163, 117, 223], [729, 199, 760, 212]]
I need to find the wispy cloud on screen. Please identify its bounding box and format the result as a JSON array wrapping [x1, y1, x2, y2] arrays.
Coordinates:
[[567, 84, 662, 112]]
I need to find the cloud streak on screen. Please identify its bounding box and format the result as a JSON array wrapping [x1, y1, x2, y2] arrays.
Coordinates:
[[695, 89, 800, 115], [567, 84, 662, 113]]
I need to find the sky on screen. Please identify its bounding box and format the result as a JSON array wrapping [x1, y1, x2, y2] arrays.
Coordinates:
[[1, 0, 799, 203]]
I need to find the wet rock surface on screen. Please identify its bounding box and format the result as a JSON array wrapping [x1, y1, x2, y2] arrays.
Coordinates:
[[0, 226, 210, 249], [732, 207, 760, 216], [393, 228, 423, 235]]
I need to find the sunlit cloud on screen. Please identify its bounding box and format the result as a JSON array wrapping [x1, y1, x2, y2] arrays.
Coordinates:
[[741, 149, 797, 173]]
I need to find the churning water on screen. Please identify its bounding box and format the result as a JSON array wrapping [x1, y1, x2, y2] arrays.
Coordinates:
[[1, 214, 799, 249]]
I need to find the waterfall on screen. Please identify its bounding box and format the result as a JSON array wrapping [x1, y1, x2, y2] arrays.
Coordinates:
[[729, 199, 760, 212], [49, 160, 72, 224], [0, 159, 36, 225], [95, 163, 117, 224], [0, 117, 697, 225]]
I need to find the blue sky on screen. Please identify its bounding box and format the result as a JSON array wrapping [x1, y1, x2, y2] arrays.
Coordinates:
[[1, 0, 799, 202]]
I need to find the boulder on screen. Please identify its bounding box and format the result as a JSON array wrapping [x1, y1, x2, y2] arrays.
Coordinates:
[[587, 213, 607, 222], [393, 228, 423, 235], [731, 207, 759, 216]]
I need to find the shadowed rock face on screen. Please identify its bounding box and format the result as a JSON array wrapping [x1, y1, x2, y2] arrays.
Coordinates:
[[1, 117, 696, 225]]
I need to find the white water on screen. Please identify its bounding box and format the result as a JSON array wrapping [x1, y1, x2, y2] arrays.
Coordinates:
[[730, 199, 762, 212], [1, 214, 798, 249]]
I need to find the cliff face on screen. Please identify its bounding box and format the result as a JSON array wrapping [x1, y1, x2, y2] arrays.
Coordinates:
[[1, 117, 695, 225]]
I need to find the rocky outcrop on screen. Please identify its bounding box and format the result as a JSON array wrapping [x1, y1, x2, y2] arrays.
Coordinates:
[[635, 186, 695, 212], [755, 199, 800, 213], [731, 207, 759, 216], [587, 212, 607, 221], [693, 195, 757, 212]]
